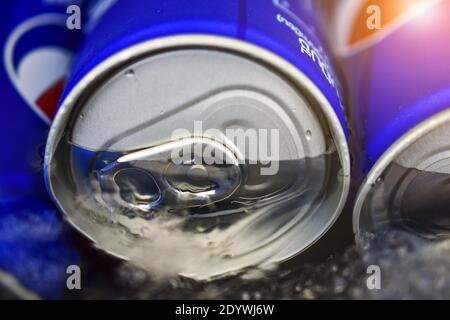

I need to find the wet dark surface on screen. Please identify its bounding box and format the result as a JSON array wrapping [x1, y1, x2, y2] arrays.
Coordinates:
[[0, 223, 449, 299], [63, 227, 450, 300]]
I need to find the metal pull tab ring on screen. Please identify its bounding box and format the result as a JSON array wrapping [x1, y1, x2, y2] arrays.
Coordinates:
[[98, 137, 244, 214]]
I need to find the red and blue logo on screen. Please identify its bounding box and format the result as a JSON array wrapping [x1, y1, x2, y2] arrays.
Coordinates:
[[4, 14, 75, 124]]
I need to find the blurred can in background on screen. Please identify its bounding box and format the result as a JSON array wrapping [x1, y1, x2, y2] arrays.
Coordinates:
[[45, 0, 351, 278], [318, 0, 450, 240], [0, 0, 83, 298]]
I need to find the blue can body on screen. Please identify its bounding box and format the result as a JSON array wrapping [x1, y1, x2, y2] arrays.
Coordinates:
[[0, 0, 83, 299], [63, 0, 347, 137], [341, 0, 450, 172]]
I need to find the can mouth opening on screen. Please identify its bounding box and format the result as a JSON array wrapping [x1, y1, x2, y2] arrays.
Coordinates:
[[45, 35, 350, 278], [354, 109, 450, 241]]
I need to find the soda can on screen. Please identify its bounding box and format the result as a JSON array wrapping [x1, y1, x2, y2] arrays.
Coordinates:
[[0, 0, 83, 298], [319, 0, 450, 240], [45, 0, 351, 278]]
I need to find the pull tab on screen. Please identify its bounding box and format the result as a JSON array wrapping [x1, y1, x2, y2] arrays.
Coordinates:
[[98, 137, 243, 215]]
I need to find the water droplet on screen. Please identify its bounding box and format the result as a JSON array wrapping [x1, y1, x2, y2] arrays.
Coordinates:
[[125, 69, 135, 78], [305, 130, 312, 141]]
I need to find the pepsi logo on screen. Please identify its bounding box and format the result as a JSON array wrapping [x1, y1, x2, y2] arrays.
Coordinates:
[[4, 14, 74, 124]]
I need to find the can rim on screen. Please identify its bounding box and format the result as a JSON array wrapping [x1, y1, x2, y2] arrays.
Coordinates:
[[353, 108, 450, 239], [45, 34, 351, 271]]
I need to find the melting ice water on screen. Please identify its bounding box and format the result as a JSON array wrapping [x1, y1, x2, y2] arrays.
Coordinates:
[[71, 227, 449, 300], [58, 134, 341, 278]]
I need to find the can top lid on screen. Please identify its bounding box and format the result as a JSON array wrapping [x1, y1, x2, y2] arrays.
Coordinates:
[[71, 49, 327, 158]]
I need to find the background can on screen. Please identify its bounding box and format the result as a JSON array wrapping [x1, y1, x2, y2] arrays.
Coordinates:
[[0, 0, 83, 298], [45, 0, 351, 278], [318, 0, 450, 240]]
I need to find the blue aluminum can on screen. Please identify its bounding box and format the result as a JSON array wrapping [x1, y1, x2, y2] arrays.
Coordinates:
[[320, 0, 450, 240], [45, 0, 351, 278], [0, 0, 83, 298]]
